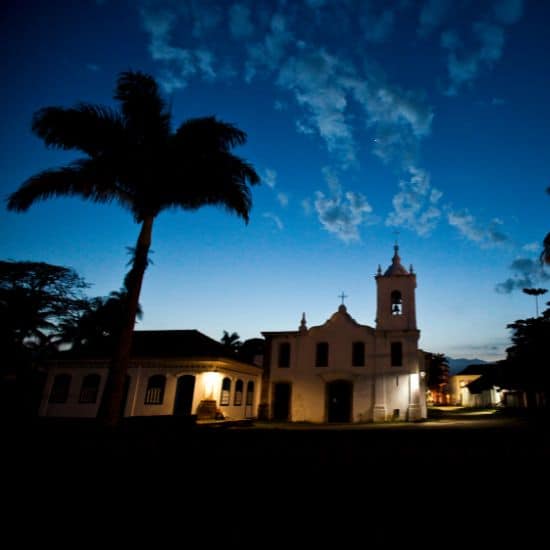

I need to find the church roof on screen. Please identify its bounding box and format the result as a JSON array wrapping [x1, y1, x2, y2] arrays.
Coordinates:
[[383, 245, 410, 276]]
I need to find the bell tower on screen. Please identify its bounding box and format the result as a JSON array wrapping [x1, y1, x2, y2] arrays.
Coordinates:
[[375, 245, 417, 331]]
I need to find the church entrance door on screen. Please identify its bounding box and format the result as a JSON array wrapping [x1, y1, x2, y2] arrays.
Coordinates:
[[327, 380, 353, 422], [273, 382, 291, 421], [174, 375, 195, 416]]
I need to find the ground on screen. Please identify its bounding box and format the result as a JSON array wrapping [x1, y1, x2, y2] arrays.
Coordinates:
[[19, 407, 549, 544]]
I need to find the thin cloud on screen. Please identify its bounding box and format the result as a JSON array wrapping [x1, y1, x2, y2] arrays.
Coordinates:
[[386, 166, 442, 236], [314, 168, 374, 242], [229, 4, 253, 39], [418, 0, 453, 37], [523, 242, 540, 252], [277, 192, 289, 207], [263, 212, 284, 230], [360, 6, 395, 43], [440, 2, 524, 95], [262, 168, 277, 189], [494, 0, 524, 25], [495, 257, 550, 294], [447, 210, 510, 248]]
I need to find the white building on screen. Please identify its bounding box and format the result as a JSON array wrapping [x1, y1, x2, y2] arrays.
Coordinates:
[[260, 246, 427, 423], [39, 330, 262, 421]]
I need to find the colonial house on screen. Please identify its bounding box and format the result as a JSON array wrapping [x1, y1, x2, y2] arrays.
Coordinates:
[[260, 246, 427, 423], [448, 364, 502, 407], [39, 330, 262, 420]]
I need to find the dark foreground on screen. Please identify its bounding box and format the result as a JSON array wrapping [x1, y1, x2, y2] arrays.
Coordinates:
[[19, 409, 550, 543]]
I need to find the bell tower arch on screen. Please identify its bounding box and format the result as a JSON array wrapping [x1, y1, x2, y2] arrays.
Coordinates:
[[375, 245, 417, 331]]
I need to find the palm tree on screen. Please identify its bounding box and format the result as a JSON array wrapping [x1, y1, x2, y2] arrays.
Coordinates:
[[221, 330, 242, 354], [7, 71, 260, 426], [522, 288, 548, 317]]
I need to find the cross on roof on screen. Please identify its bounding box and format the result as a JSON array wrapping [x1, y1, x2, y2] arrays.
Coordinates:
[[393, 230, 400, 246], [338, 291, 348, 305]]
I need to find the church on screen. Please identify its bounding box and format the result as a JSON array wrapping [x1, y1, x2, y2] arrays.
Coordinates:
[[38, 245, 426, 423], [259, 245, 427, 422]]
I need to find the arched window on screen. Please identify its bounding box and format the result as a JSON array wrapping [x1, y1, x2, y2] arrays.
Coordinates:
[[315, 342, 329, 367], [79, 374, 101, 404], [246, 381, 255, 406], [391, 342, 403, 367], [278, 342, 291, 368], [352, 342, 365, 367], [220, 377, 231, 406], [234, 379, 244, 406], [144, 375, 166, 405], [49, 374, 71, 404], [391, 290, 402, 316]]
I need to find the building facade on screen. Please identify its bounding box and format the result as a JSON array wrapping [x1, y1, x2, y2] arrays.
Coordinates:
[[261, 246, 427, 423], [39, 330, 262, 421]]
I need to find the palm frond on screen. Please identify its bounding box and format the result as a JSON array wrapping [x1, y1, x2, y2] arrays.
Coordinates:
[[175, 117, 248, 152], [162, 151, 259, 222], [115, 71, 170, 140], [32, 104, 125, 156], [6, 159, 133, 212]]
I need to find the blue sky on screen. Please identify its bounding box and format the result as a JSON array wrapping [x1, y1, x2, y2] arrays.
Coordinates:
[[1, 0, 549, 360]]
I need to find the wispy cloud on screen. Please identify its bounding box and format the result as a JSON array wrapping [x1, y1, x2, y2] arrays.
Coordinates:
[[263, 212, 284, 230], [228, 4, 253, 39], [139, 7, 219, 92], [523, 242, 540, 253], [495, 257, 550, 294], [386, 166, 442, 236], [439, 1, 524, 95], [417, 0, 453, 37], [447, 210, 510, 247], [245, 13, 294, 82], [360, 6, 395, 43], [277, 192, 289, 207], [262, 168, 277, 189], [493, 0, 524, 25], [314, 168, 374, 242]]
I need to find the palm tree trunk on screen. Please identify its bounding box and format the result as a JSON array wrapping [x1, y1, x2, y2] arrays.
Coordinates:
[[97, 216, 154, 427]]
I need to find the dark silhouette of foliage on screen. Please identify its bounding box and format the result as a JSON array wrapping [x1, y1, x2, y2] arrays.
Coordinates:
[[0, 260, 89, 416], [503, 301, 550, 404], [0, 260, 89, 351], [6, 70, 260, 426], [221, 330, 242, 353], [238, 337, 265, 365], [424, 352, 450, 404], [61, 288, 143, 354]]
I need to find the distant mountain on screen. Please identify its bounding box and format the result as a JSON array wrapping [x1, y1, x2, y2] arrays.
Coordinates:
[[446, 357, 489, 374]]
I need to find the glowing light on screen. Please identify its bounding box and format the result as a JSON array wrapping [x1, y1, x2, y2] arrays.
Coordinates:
[[203, 372, 222, 399], [410, 372, 420, 392]]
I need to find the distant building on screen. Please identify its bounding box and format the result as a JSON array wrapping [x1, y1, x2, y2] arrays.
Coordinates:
[[39, 330, 262, 420], [260, 246, 427, 423], [449, 364, 502, 407]]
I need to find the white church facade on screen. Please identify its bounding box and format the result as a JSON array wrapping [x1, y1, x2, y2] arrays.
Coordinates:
[[260, 246, 427, 423]]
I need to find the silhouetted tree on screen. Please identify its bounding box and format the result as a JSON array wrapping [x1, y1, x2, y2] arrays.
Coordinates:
[[61, 288, 143, 354], [424, 352, 450, 404], [0, 260, 88, 351], [504, 301, 550, 406], [6, 71, 260, 426], [0, 260, 89, 415], [221, 330, 242, 353], [522, 288, 547, 317], [238, 337, 265, 365]]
